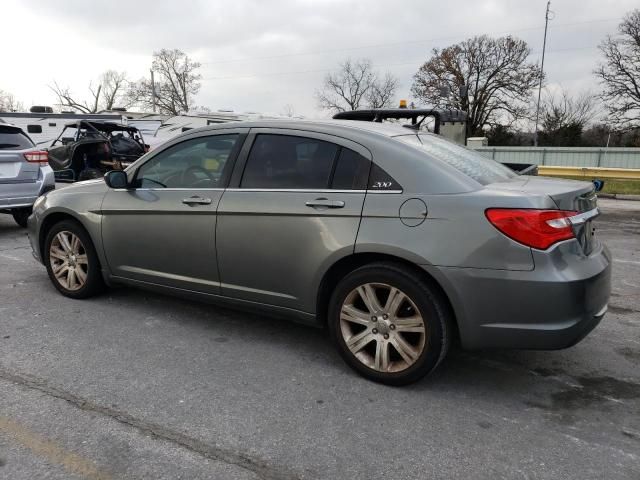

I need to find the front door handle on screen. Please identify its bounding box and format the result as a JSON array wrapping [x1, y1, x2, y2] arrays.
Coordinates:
[[182, 196, 212, 205], [305, 198, 345, 209]]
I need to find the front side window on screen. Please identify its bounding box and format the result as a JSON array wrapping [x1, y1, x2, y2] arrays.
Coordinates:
[[241, 134, 339, 189], [135, 134, 238, 188]]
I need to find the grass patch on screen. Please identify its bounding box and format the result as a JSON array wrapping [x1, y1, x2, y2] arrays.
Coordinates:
[[544, 176, 640, 195]]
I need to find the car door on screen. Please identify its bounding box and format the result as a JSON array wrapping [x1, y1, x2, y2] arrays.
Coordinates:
[[101, 129, 247, 294], [216, 128, 371, 312]]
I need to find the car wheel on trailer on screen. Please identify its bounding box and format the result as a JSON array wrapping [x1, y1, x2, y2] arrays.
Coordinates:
[[328, 262, 452, 385]]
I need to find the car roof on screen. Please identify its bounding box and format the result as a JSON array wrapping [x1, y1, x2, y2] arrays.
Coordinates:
[[192, 118, 416, 138]]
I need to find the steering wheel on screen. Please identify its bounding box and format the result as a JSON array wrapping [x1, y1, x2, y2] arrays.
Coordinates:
[[180, 165, 215, 187]]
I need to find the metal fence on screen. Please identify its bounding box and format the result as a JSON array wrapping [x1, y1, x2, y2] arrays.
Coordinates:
[[472, 146, 640, 169]]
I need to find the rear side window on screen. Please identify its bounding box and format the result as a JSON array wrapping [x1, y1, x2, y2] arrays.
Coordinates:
[[27, 124, 42, 134], [331, 148, 370, 190], [397, 133, 516, 185], [0, 127, 35, 150], [241, 134, 339, 189]]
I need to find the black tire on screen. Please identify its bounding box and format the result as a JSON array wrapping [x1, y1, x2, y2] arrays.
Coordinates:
[[328, 262, 452, 386], [78, 168, 103, 181], [43, 219, 105, 299], [11, 207, 32, 228]]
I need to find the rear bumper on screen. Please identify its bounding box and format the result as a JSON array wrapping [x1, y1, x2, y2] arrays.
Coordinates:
[[431, 241, 612, 350], [0, 166, 55, 209]]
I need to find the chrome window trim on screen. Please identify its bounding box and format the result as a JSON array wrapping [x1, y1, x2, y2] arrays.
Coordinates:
[[113, 188, 226, 192], [112, 188, 404, 193], [225, 188, 367, 193]]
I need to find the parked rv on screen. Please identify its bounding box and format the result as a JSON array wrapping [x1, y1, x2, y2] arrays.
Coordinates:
[[0, 111, 126, 147]]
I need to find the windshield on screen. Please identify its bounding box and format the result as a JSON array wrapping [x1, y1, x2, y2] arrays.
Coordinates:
[[397, 133, 516, 185]]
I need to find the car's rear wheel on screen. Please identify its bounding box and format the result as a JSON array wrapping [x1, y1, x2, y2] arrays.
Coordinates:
[[44, 220, 104, 299], [11, 207, 32, 228], [328, 263, 452, 385]]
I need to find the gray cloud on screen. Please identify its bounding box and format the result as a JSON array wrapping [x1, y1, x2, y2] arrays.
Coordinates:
[[7, 0, 640, 117]]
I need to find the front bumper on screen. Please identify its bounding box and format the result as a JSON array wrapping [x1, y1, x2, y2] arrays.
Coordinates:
[[432, 241, 612, 350]]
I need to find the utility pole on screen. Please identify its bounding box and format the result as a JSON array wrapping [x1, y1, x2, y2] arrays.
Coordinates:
[[533, 0, 552, 147], [150, 69, 157, 113]]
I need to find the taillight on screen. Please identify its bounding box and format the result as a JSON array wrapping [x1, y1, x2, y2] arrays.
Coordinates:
[[24, 150, 49, 164], [485, 208, 577, 250]]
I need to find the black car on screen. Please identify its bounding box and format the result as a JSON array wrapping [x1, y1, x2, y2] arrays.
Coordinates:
[[47, 121, 148, 182]]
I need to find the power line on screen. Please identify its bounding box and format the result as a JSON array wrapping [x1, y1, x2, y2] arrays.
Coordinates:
[[200, 17, 619, 66]]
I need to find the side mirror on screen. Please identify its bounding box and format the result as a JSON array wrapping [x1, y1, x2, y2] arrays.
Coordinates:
[[105, 170, 128, 189]]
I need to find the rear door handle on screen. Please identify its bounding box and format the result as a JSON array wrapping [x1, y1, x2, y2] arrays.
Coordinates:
[[305, 198, 345, 209], [182, 196, 212, 205]]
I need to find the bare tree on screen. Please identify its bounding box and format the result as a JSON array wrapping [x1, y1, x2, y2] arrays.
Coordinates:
[[411, 35, 542, 136], [128, 49, 201, 115], [50, 70, 129, 113], [282, 103, 296, 117], [540, 89, 597, 131], [367, 73, 399, 109], [0, 89, 24, 112], [316, 58, 399, 112], [538, 89, 598, 146], [594, 9, 640, 129]]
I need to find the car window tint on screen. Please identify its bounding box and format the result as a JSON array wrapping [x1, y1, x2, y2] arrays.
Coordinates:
[[369, 163, 401, 191], [241, 134, 338, 189], [397, 133, 516, 185], [0, 127, 35, 150], [331, 148, 370, 190], [136, 134, 238, 189]]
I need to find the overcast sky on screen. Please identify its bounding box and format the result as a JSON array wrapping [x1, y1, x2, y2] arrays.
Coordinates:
[[2, 0, 637, 118]]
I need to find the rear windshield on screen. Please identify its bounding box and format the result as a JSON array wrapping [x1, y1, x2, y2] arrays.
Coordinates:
[[397, 133, 516, 185], [0, 127, 34, 150]]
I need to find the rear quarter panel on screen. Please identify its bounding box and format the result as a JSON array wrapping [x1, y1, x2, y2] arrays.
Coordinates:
[[355, 190, 549, 271]]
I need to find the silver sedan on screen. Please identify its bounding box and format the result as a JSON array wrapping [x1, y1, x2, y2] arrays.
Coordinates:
[[28, 120, 611, 385]]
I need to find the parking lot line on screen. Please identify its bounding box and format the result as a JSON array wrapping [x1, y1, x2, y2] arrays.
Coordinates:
[[0, 416, 112, 480]]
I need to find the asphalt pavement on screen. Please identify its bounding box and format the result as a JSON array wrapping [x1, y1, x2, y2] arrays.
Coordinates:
[[0, 198, 639, 479]]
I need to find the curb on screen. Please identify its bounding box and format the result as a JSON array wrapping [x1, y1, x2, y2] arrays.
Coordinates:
[[598, 193, 640, 201]]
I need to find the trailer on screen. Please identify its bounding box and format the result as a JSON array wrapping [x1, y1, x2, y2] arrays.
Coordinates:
[[0, 111, 125, 147]]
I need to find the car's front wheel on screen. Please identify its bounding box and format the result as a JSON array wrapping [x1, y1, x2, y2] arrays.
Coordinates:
[[328, 263, 452, 385], [44, 220, 104, 299]]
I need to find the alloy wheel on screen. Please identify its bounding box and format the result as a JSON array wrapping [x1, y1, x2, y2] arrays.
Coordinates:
[[49, 231, 89, 291], [339, 283, 427, 373]]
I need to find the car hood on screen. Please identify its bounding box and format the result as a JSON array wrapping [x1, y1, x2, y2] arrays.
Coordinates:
[[47, 178, 109, 198]]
